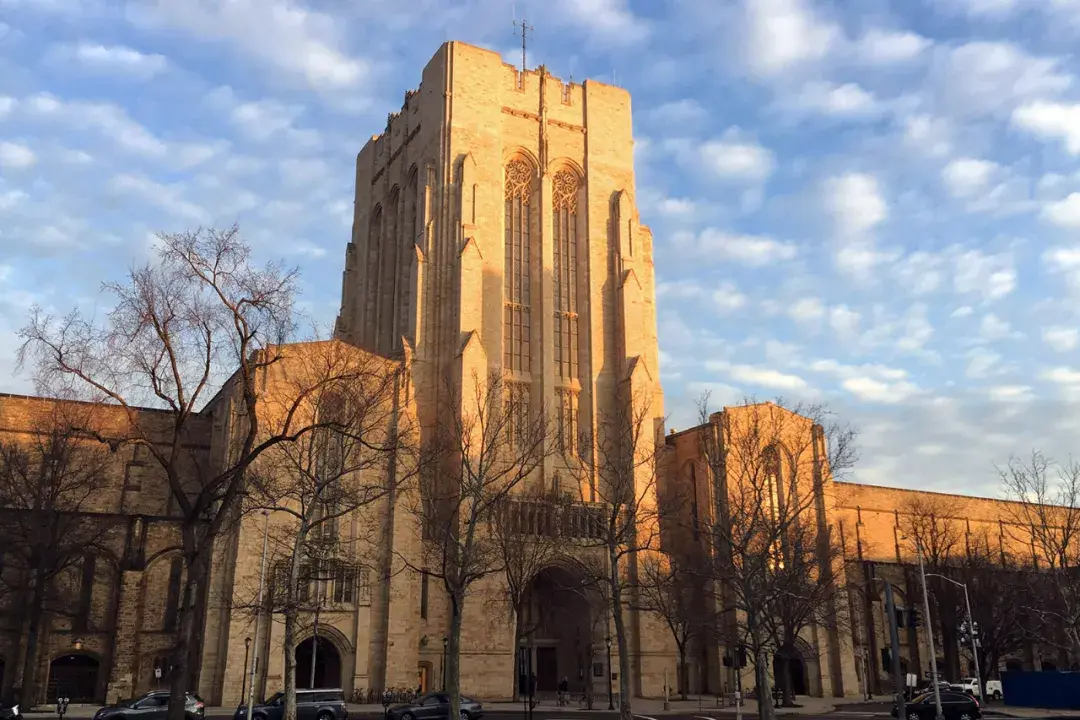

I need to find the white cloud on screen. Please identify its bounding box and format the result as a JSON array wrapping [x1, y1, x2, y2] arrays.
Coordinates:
[[742, 0, 839, 77], [824, 172, 887, 236], [678, 228, 797, 266], [698, 132, 776, 183], [66, 43, 168, 77], [1012, 101, 1080, 154], [551, 0, 649, 45], [646, 99, 707, 127], [788, 297, 825, 322], [855, 29, 931, 64], [942, 158, 999, 198], [810, 359, 919, 404], [1044, 326, 1080, 352], [986, 385, 1033, 404], [952, 248, 1017, 302], [0, 142, 36, 169], [979, 313, 1012, 341], [951, 306, 974, 318], [1041, 366, 1080, 389], [0, 97, 15, 119], [1044, 245, 1080, 287], [108, 173, 209, 223], [901, 113, 951, 157], [936, 42, 1072, 118], [789, 81, 881, 119], [706, 360, 808, 391], [892, 251, 944, 295], [966, 348, 1001, 379], [829, 304, 861, 339], [712, 282, 748, 314], [128, 0, 371, 92], [1043, 193, 1080, 228]]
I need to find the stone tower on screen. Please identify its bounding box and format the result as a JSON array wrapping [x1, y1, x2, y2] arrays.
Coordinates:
[[335, 41, 670, 697]]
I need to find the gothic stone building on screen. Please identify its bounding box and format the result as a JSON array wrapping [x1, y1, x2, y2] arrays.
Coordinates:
[[0, 41, 1064, 707]]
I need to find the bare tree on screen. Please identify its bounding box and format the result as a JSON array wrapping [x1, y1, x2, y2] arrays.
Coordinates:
[[954, 535, 1030, 684], [408, 370, 553, 720], [17, 227, 371, 720], [243, 349, 412, 720], [489, 486, 572, 700], [999, 451, 1080, 665], [696, 395, 857, 720], [899, 496, 967, 680], [0, 402, 116, 706], [637, 553, 696, 700], [569, 392, 668, 720]]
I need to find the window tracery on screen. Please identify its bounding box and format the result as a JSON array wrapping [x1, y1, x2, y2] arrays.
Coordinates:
[[504, 159, 534, 378]]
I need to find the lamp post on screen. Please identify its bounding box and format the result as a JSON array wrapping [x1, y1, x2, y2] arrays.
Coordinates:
[[605, 636, 614, 710], [241, 637, 252, 703], [913, 539, 945, 720], [442, 637, 448, 692], [927, 574, 983, 702]]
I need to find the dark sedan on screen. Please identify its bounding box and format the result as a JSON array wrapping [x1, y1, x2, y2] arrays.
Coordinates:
[[93, 692, 205, 720], [892, 691, 981, 720], [386, 693, 483, 720]]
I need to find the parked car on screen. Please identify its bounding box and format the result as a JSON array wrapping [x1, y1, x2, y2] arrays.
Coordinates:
[[93, 692, 205, 720], [949, 679, 1003, 700], [384, 692, 484, 720], [235, 689, 348, 720], [892, 691, 981, 720]]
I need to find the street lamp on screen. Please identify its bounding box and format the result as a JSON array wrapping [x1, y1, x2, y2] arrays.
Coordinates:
[[908, 536, 945, 720], [869, 578, 906, 717], [242, 637, 252, 703], [442, 637, 448, 692], [926, 573, 983, 703], [605, 636, 614, 710], [72, 638, 83, 652]]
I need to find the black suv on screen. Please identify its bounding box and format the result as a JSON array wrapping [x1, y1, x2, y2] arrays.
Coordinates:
[[237, 689, 348, 720], [93, 692, 205, 720]]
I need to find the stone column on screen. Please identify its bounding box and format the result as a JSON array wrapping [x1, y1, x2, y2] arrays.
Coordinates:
[[106, 570, 145, 704]]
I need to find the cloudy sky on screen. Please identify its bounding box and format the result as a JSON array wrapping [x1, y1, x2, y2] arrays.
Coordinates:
[[3, 0, 1080, 497]]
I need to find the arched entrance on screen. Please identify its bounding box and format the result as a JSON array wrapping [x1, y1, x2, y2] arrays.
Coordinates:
[[295, 637, 342, 689], [48, 654, 100, 703], [519, 566, 595, 697], [773, 652, 807, 697]]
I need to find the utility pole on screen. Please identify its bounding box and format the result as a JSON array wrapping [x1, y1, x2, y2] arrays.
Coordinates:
[[916, 542, 945, 720], [927, 574, 983, 702], [246, 511, 271, 720]]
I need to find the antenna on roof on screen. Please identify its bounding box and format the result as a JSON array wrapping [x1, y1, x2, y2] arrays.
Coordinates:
[[569, 58, 575, 84], [513, 16, 533, 76]]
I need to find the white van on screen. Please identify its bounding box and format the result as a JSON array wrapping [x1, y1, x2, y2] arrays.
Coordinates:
[[950, 678, 1003, 700]]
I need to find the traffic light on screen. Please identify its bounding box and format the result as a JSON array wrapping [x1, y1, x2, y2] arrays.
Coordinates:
[[909, 608, 921, 628]]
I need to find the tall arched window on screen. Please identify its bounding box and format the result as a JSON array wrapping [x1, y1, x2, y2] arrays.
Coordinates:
[[366, 205, 384, 344], [763, 446, 784, 570], [552, 168, 580, 455], [382, 188, 400, 351], [401, 169, 418, 345], [552, 169, 579, 380], [504, 159, 533, 375]]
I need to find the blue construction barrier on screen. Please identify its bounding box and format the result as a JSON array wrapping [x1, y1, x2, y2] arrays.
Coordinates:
[[1002, 671, 1080, 709]]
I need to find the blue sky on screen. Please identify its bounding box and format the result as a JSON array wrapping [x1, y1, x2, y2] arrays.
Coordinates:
[[3, 0, 1080, 496]]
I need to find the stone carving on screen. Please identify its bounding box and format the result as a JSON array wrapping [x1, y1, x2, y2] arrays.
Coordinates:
[[504, 159, 534, 204], [552, 169, 579, 212]]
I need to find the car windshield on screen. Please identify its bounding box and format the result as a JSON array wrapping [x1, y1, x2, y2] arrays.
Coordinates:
[[911, 693, 931, 704], [263, 693, 284, 705]]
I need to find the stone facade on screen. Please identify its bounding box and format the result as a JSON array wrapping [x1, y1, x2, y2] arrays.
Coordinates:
[[0, 40, 1069, 710]]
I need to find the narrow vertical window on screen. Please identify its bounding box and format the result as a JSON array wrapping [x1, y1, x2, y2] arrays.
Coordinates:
[[401, 170, 418, 344], [383, 188, 401, 351], [75, 553, 95, 631], [504, 159, 533, 376], [366, 205, 384, 344], [420, 569, 429, 619], [552, 169, 580, 458]]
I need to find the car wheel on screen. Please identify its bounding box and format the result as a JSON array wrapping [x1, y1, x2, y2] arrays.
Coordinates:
[[993, 691, 1002, 701], [907, 713, 921, 720], [401, 713, 414, 720], [253, 714, 267, 720], [318, 712, 335, 720], [459, 712, 470, 720]]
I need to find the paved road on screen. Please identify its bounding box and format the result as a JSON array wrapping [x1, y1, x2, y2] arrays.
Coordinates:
[[203, 712, 843, 720]]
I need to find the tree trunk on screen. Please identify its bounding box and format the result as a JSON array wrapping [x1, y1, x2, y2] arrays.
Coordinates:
[[511, 607, 522, 702], [283, 538, 305, 720], [447, 595, 464, 720], [167, 528, 210, 720], [750, 623, 774, 720], [780, 650, 795, 708], [677, 642, 688, 700], [19, 576, 45, 707], [609, 551, 632, 720]]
